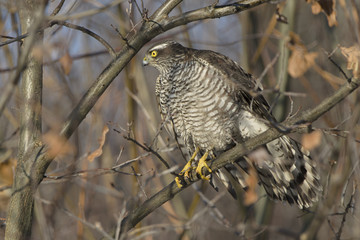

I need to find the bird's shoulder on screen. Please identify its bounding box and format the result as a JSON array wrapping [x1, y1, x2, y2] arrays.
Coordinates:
[[190, 48, 273, 120], [191, 49, 256, 90]]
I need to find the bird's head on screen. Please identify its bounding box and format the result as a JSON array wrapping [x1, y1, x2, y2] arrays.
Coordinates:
[[143, 40, 187, 72]]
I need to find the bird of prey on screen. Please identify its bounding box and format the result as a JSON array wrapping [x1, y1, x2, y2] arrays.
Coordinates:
[[143, 40, 322, 208]]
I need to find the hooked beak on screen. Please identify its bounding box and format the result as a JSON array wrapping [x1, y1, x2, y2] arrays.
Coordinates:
[[143, 56, 149, 66]]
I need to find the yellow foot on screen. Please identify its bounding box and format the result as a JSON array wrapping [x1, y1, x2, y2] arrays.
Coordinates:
[[196, 151, 212, 180], [175, 147, 200, 188], [175, 176, 185, 188]]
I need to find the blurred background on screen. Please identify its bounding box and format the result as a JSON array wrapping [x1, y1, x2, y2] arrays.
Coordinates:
[[0, 0, 359, 239]]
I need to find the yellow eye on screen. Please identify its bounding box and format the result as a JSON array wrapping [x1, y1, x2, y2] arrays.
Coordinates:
[[151, 50, 158, 58]]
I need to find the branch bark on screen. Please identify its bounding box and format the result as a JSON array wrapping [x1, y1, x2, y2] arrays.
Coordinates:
[[119, 77, 360, 235], [4, 1, 45, 239]]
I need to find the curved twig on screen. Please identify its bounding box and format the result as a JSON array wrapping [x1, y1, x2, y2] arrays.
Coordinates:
[[50, 20, 116, 57], [50, 0, 65, 16]]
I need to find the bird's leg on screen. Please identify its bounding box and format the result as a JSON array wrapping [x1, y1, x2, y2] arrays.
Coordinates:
[[196, 150, 212, 180], [175, 147, 199, 188]]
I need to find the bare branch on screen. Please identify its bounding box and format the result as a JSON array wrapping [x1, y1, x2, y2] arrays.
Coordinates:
[[0, 10, 44, 117], [50, 0, 65, 16], [162, 1, 270, 31], [151, 0, 182, 20], [50, 20, 116, 57], [120, 130, 173, 171], [335, 182, 357, 239]]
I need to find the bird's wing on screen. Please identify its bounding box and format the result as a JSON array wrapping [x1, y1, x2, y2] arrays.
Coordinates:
[[192, 49, 274, 121]]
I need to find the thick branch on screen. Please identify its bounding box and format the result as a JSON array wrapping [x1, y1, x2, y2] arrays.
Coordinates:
[[119, 77, 360, 234], [0, 10, 44, 117], [162, 0, 270, 30], [5, 1, 45, 239], [151, 0, 182, 20]]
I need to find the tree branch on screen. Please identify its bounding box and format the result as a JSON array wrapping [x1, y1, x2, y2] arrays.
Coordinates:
[[162, 0, 270, 30], [119, 77, 360, 234], [0, 10, 44, 117], [50, 20, 116, 57], [4, 2, 45, 238]]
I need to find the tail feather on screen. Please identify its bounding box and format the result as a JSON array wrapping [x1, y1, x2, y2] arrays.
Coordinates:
[[209, 136, 322, 209], [210, 163, 248, 199], [253, 136, 322, 208]]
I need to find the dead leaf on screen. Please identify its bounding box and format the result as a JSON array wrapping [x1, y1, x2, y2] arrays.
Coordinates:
[[244, 165, 258, 206], [87, 125, 109, 162], [301, 130, 322, 151], [341, 45, 360, 78], [60, 52, 73, 75], [288, 46, 318, 78], [0, 157, 16, 187], [43, 131, 75, 158], [288, 32, 319, 78], [306, 0, 338, 27], [244, 148, 271, 206]]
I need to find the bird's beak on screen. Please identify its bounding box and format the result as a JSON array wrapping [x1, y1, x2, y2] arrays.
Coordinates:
[[143, 56, 149, 66]]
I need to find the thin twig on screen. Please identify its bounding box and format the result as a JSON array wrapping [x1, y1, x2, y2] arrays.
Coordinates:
[[326, 47, 351, 82], [335, 182, 357, 239], [50, 0, 66, 16], [118, 129, 173, 171], [50, 20, 116, 57], [37, 197, 114, 240], [49, 0, 126, 22], [44, 157, 145, 180]]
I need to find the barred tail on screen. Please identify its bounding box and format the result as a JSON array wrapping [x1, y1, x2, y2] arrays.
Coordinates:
[[253, 136, 322, 209], [210, 163, 248, 199], [210, 136, 322, 209]]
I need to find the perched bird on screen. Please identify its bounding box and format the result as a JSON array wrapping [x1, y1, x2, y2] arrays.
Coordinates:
[[143, 40, 322, 209]]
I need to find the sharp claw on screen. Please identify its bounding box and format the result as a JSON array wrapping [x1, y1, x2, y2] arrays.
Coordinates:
[[196, 151, 212, 180], [175, 147, 200, 186], [175, 148, 213, 184], [175, 176, 184, 188]]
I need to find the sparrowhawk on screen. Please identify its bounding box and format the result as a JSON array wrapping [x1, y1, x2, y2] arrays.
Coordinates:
[[143, 40, 321, 209]]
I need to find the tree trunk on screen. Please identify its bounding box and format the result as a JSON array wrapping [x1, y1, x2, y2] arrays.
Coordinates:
[[5, 0, 45, 239]]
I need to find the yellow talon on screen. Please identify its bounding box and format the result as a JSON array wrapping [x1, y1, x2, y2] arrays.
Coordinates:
[[175, 148, 213, 187], [196, 151, 212, 180], [175, 176, 183, 188], [175, 147, 200, 188]]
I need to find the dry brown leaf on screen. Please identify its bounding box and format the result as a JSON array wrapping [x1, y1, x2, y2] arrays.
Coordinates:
[[341, 45, 360, 78], [311, 2, 322, 14], [0, 157, 16, 187], [0, 155, 16, 211], [43, 131, 75, 158], [87, 125, 109, 162], [60, 52, 73, 75], [244, 165, 258, 206], [301, 130, 322, 151], [307, 0, 338, 27], [288, 47, 318, 78], [244, 148, 270, 206]]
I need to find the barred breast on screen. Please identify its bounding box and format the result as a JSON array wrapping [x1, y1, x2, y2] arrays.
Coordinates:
[[161, 60, 242, 153]]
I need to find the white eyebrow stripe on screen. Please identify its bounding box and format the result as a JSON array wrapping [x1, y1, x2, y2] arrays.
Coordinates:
[[149, 43, 170, 51]]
